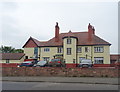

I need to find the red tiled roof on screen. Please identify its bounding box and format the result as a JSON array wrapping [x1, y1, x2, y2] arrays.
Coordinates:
[[39, 32, 111, 46], [23, 31, 111, 47], [0, 53, 25, 60]]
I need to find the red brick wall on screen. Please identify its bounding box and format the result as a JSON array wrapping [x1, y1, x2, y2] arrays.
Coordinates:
[[24, 39, 37, 48], [2, 67, 119, 77], [0, 63, 18, 67]]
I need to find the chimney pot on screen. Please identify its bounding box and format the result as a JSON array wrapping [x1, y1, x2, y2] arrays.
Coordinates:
[[88, 23, 95, 34], [55, 22, 59, 42]]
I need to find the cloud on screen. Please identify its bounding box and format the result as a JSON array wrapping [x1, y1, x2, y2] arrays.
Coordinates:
[[0, 1, 118, 53]]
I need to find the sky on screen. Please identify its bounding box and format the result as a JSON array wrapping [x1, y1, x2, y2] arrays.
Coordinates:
[[0, 0, 119, 54]]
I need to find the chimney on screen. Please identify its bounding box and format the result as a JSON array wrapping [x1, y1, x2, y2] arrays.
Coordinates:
[[55, 22, 59, 42], [88, 23, 95, 34], [88, 23, 95, 41]]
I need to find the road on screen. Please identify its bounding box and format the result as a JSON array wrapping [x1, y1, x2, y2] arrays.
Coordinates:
[[2, 81, 119, 90]]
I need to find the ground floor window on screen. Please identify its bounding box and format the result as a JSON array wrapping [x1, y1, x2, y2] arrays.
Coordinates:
[[43, 57, 50, 61], [25, 56, 28, 59], [6, 59, 9, 63], [94, 57, 104, 64], [77, 47, 82, 53], [57, 47, 63, 53], [79, 57, 85, 63]]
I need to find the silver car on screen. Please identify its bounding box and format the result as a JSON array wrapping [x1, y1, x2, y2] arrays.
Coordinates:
[[78, 59, 93, 68], [33, 61, 48, 67]]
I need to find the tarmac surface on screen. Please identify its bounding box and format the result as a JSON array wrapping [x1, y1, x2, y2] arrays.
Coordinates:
[[1, 77, 119, 85]]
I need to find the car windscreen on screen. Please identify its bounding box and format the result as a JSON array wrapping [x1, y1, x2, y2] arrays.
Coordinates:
[[22, 61, 32, 63], [81, 60, 92, 63], [37, 61, 47, 65], [51, 59, 60, 62]]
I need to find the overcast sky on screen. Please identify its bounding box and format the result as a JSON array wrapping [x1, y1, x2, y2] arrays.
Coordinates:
[[0, 0, 118, 54]]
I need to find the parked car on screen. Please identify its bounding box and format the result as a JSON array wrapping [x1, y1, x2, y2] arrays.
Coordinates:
[[17, 61, 35, 67], [78, 59, 93, 68], [48, 58, 66, 67], [33, 60, 48, 67]]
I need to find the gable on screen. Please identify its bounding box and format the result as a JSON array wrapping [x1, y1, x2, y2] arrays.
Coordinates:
[[23, 38, 38, 48]]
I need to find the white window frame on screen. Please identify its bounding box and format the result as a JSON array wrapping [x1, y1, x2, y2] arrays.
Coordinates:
[[77, 47, 82, 53], [57, 47, 63, 53], [44, 48, 50, 52], [94, 57, 104, 64], [67, 38, 71, 44], [67, 48, 71, 55], [94, 47, 104, 53]]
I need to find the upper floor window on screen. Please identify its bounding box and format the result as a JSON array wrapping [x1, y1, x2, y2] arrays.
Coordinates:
[[44, 48, 50, 52], [94, 57, 104, 64], [94, 47, 104, 53], [77, 47, 82, 53], [67, 48, 71, 55], [85, 47, 88, 52], [67, 38, 71, 44], [57, 47, 63, 53]]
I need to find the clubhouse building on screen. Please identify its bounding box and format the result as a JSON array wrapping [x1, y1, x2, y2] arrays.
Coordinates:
[[23, 23, 111, 67]]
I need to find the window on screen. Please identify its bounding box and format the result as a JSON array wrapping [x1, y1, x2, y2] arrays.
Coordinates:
[[6, 59, 9, 63], [85, 47, 88, 52], [44, 48, 50, 52], [67, 48, 71, 55], [67, 38, 71, 44], [94, 47, 104, 53], [25, 56, 28, 59], [57, 47, 63, 53], [34, 47, 38, 57], [43, 57, 50, 61], [79, 57, 85, 63], [77, 47, 82, 53], [94, 57, 104, 64]]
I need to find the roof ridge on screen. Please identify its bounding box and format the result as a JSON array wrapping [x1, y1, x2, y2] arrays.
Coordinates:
[[60, 31, 88, 34]]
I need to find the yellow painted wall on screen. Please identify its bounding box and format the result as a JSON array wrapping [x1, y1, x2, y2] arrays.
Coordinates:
[[24, 48, 34, 59], [92, 46, 110, 64], [40, 47, 63, 61], [0, 57, 24, 63], [63, 38, 77, 63], [77, 45, 110, 64], [24, 45, 110, 64]]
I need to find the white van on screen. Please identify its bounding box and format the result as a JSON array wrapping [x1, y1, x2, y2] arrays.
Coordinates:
[[78, 59, 93, 68]]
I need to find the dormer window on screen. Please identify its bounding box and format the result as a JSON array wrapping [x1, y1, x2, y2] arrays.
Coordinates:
[[67, 38, 71, 44]]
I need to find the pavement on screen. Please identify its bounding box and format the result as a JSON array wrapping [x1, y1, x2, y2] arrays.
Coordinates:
[[1, 77, 119, 85]]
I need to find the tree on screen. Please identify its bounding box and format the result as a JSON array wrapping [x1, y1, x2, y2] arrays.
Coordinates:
[[14, 49, 24, 53], [0, 46, 24, 53]]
